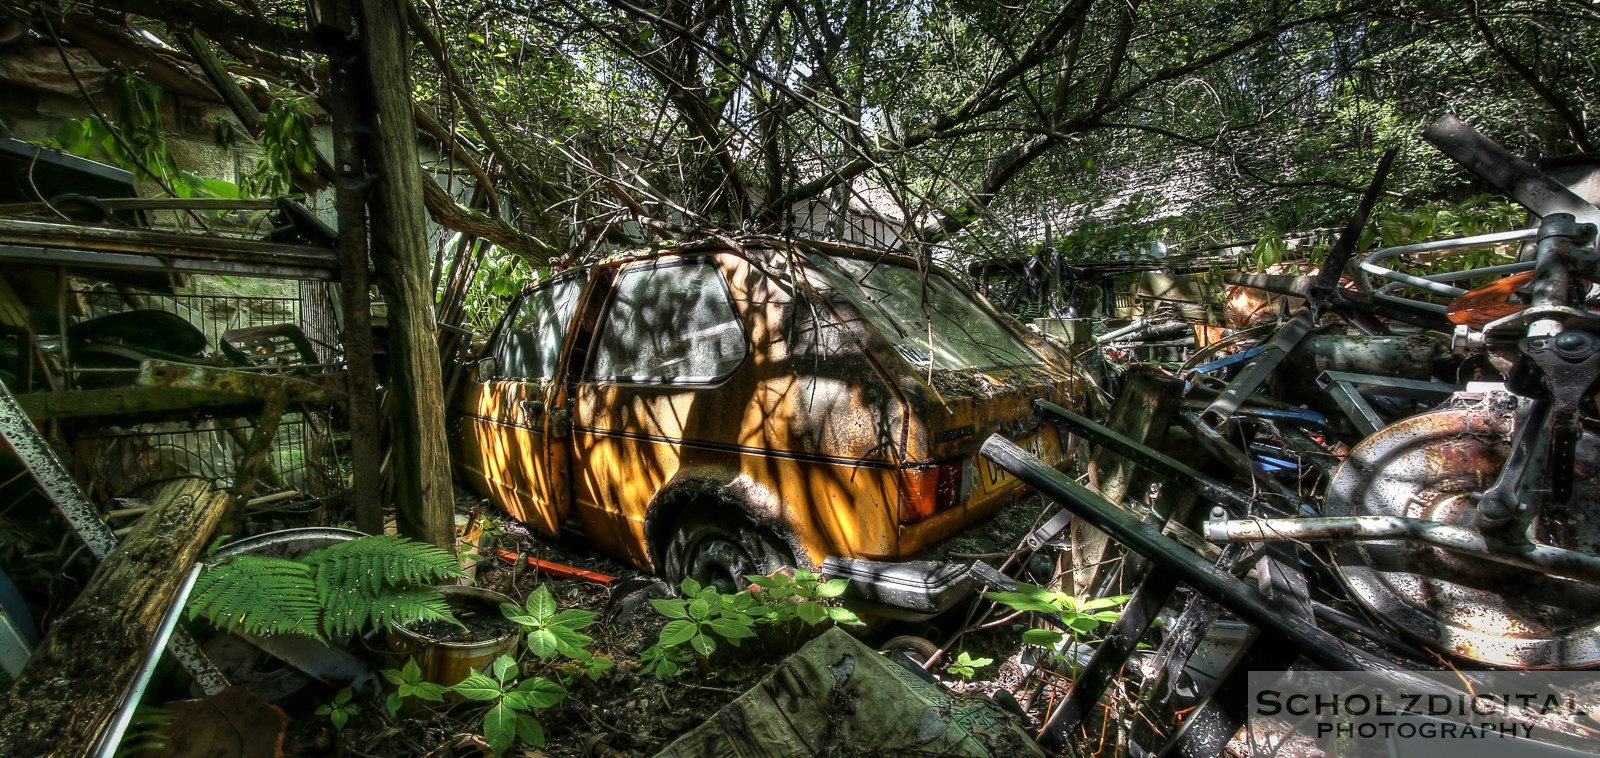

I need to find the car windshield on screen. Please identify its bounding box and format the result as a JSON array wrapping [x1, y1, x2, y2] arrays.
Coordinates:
[[810, 254, 1042, 370]]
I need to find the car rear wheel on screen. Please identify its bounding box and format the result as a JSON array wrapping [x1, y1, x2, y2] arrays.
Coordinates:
[[664, 515, 792, 595]]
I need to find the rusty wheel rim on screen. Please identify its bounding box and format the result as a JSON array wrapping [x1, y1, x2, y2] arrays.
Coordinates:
[[1326, 407, 1600, 668]]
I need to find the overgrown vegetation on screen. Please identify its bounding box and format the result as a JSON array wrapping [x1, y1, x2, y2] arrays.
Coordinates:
[[187, 535, 465, 643]]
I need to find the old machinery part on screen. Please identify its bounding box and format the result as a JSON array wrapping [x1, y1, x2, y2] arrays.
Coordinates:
[[1035, 400, 1305, 517], [1362, 228, 1538, 303], [1325, 407, 1600, 668], [1422, 115, 1600, 228], [1204, 514, 1600, 584], [979, 433, 1389, 673], [1476, 400, 1551, 530], [1522, 329, 1600, 505], [1315, 370, 1459, 440]]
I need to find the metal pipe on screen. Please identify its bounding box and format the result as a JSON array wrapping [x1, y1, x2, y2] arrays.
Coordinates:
[[1361, 228, 1536, 288], [1204, 515, 1600, 584], [978, 434, 1382, 673], [93, 563, 204, 758], [1095, 317, 1149, 344], [1036, 400, 1275, 515]]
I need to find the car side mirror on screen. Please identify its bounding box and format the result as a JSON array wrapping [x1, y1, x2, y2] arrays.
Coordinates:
[[475, 356, 497, 380]]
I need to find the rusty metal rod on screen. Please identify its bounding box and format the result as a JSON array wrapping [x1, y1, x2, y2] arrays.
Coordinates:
[[1205, 515, 1600, 584], [980, 434, 1383, 673], [1035, 400, 1300, 516]]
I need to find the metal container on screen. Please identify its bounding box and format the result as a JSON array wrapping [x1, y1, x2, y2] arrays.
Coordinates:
[[386, 585, 519, 690]]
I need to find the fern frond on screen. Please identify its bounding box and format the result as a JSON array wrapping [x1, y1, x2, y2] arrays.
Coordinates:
[[304, 535, 465, 594], [187, 556, 321, 640], [322, 585, 456, 639]]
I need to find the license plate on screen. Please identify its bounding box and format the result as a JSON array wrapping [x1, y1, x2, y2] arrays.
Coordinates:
[[975, 434, 1046, 494]]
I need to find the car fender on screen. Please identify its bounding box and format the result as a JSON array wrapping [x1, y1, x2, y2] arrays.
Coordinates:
[[641, 465, 809, 572]]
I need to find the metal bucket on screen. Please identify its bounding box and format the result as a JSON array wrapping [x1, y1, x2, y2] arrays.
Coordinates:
[[386, 585, 519, 690]]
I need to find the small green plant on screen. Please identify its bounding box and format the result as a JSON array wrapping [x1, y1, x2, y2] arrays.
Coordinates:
[[947, 651, 993, 679], [451, 654, 568, 754], [638, 643, 695, 680], [637, 572, 862, 681], [986, 583, 1131, 651], [188, 535, 466, 643], [746, 569, 863, 627], [379, 658, 450, 716], [501, 585, 597, 660], [650, 576, 759, 656], [315, 687, 362, 731]]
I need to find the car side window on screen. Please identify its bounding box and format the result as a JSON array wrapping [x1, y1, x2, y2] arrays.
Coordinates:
[[590, 259, 746, 383], [495, 276, 585, 380]]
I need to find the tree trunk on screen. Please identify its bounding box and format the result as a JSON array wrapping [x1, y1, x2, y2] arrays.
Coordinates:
[[357, 0, 454, 550], [0, 478, 231, 756]]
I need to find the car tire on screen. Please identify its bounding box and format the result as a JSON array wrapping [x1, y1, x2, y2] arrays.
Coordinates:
[[879, 635, 940, 666], [663, 515, 792, 596]]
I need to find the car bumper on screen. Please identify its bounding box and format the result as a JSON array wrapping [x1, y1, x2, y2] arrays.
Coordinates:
[[821, 556, 1016, 621]]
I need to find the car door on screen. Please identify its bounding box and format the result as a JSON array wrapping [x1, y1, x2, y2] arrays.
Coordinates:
[[460, 271, 587, 536]]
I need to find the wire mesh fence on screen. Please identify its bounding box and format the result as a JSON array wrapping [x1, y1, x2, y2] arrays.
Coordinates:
[[65, 285, 347, 500]]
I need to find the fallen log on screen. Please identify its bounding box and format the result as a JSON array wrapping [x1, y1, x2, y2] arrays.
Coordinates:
[[0, 477, 231, 757]]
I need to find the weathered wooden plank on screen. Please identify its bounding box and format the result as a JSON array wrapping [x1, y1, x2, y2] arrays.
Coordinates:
[[356, 0, 454, 549], [1069, 366, 1182, 596], [0, 477, 231, 756]]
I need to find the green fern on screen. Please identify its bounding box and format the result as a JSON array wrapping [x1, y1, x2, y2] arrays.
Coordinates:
[[188, 536, 466, 643]]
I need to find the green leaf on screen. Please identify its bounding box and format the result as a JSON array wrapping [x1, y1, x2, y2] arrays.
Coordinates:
[[525, 628, 560, 660], [484, 702, 516, 756], [551, 609, 597, 630], [650, 598, 690, 619], [983, 590, 1060, 614], [548, 624, 593, 658], [688, 598, 710, 621], [705, 618, 755, 639], [492, 654, 517, 683], [452, 672, 503, 701], [658, 619, 697, 647], [817, 579, 849, 598], [514, 677, 569, 708], [689, 632, 716, 656], [796, 602, 828, 626], [1068, 615, 1101, 633], [330, 709, 349, 731], [826, 606, 864, 626], [526, 586, 557, 624], [1022, 629, 1065, 647], [385, 692, 402, 716], [1080, 595, 1131, 611], [515, 712, 546, 747], [680, 577, 702, 597]]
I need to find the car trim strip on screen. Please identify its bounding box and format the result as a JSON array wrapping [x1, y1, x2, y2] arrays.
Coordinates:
[[453, 410, 898, 470], [570, 425, 900, 469]]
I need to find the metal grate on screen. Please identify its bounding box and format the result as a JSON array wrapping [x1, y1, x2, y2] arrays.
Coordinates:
[[71, 414, 344, 498], [63, 286, 345, 499]]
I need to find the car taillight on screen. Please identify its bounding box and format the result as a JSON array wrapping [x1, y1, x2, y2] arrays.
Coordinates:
[[898, 459, 964, 524]]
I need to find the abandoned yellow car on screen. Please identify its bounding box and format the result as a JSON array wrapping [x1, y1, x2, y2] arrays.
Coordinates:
[[451, 238, 1087, 617]]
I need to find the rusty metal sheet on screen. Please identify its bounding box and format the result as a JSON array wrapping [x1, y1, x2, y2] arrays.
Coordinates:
[[1325, 406, 1600, 668]]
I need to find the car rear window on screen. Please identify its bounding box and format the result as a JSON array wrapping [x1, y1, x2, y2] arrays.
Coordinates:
[[811, 255, 1042, 370], [590, 259, 747, 383]]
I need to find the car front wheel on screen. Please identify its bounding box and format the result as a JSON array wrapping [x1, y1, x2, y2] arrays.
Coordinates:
[[664, 516, 792, 595]]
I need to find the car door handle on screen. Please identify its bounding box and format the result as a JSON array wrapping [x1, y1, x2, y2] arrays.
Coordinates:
[[519, 400, 570, 438]]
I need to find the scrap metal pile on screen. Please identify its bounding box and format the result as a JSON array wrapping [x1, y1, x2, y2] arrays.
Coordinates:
[[974, 116, 1600, 753]]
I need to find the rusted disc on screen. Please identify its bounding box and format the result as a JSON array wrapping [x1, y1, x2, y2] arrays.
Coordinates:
[[1326, 407, 1600, 668]]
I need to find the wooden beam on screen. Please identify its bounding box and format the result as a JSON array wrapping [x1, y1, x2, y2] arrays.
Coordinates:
[[0, 218, 339, 280], [15, 387, 257, 421], [356, 0, 454, 550], [1069, 366, 1182, 596], [317, 6, 387, 536], [0, 477, 231, 756]]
